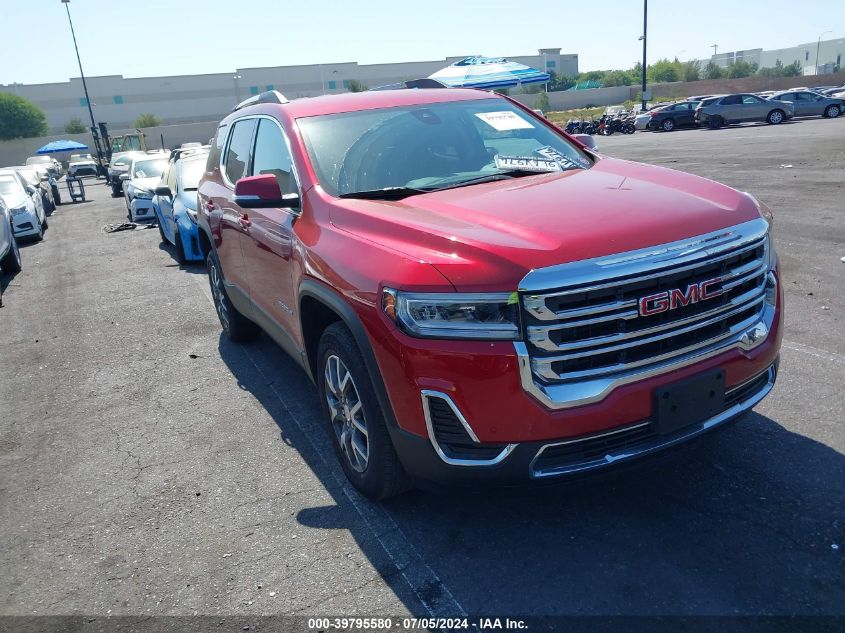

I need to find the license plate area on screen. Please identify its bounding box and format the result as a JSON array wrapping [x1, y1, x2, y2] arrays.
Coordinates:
[[654, 369, 725, 435]]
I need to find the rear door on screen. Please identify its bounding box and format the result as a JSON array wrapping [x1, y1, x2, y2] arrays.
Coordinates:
[[214, 118, 258, 296], [795, 91, 823, 116], [241, 117, 300, 337], [717, 95, 742, 121]]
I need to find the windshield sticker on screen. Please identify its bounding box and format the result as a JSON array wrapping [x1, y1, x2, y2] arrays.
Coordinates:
[[494, 155, 562, 173], [534, 145, 579, 168], [475, 111, 534, 131]]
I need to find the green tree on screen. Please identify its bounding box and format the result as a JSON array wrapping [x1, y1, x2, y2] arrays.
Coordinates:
[[601, 70, 632, 86], [346, 80, 368, 93], [703, 62, 724, 79], [782, 61, 802, 77], [549, 72, 576, 91], [133, 113, 161, 128], [726, 60, 757, 78], [647, 58, 679, 83], [534, 91, 551, 112], [0, 93, 48, 140], [64, 117, 87, 134], [681, 60, 701, 82]]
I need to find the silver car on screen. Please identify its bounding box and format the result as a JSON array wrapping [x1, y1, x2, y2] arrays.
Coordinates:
[[694, 93, 795, 128], [769, 90, 844, 119]]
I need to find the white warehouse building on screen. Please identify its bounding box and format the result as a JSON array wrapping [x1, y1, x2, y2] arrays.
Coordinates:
[[0, 49, 578, 133], [707, 37, 845, 75]]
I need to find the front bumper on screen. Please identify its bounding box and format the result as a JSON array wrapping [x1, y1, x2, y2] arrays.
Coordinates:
[[12, 211, 40, 237], [175, 213, 204, 262], [130, 197, 156, 221], [69, 165, 97, 177], [390, 361, 778, 487]]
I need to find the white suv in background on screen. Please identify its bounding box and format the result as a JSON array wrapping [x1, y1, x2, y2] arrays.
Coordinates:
[[0, 170, 47, 241]]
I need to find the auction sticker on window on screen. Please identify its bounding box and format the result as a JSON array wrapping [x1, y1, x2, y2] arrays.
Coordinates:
[[494, 155, 562, 172], [475, 111, 534, 131]]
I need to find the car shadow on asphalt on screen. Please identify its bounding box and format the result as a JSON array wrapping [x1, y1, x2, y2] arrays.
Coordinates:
[[157, 243, 205, 273], [218, 332, 845, 616]]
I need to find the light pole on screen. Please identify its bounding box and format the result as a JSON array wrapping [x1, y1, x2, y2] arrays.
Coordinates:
[[61, 0, 104, 170], [711, 44, 718, 59], [816, 31, 832, 75], [639, 0, 647, 112]]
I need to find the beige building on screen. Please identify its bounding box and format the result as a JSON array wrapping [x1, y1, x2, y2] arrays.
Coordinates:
[[1, 49, 578, 133]]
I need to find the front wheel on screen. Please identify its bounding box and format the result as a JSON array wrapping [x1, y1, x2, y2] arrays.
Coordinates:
[[173, 226, 187, 265], [824, 104, 841, 118], [766, 109, 785, 125], [707, 115, 723, 130], [206, 250, 260, 342], [318, 322, 409, 500], [661, 118, 675, 132], [0, 228, 22, 273]]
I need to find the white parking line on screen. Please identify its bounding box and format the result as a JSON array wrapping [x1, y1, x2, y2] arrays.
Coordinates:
[[191, 273, 467, 618], [783, 340, 845, 367]]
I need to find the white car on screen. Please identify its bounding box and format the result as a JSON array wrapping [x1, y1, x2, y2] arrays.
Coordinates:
[[123, 155, 169, 221], [0, 170, 47, 241], [67, 153, 98, 178], [0, 197, 22, 273]]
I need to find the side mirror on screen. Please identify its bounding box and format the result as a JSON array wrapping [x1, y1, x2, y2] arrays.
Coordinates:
[[154, 185, 173, 198], [571, 133, 598, 151], [119, 173, 130, 181], [26, 185, 37, 195], [234, 174, 300, 211]]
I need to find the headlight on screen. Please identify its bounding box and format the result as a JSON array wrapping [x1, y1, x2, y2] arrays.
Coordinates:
[[10, 206, 28, 216], [186, 208, 198, 223], [135, 189, 153, 199], [382, 288, 520, 340]]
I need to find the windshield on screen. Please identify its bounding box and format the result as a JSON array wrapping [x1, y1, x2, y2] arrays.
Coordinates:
[[70, 154, 93, 162], [16, 169, 39, 185], [132, 159, 168, 179], [0, 177, 22, 196], [180, 156, 207, 190], [26, 156, 51, 165], [298, 99, 592, 197]]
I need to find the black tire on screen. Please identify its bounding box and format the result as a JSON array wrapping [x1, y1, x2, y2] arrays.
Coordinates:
[[0, 227, 22, 273], [707, 115, 723, 130], [766, 109, 785, 125], [317, 322, 410, 500], [824, 104, 840, 118], [206, 249, 259, 342], [661, 118, 675, 132], [41, 214, 48, 230], [173, 226, 187, 265], [52, 186, 61, 206], [111, 185, 121, 198]]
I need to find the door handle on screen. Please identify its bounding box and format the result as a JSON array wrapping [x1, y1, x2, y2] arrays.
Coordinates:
[[238, 214, 251, 228]]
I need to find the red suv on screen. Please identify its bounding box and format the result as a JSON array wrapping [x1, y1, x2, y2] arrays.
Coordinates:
[[197, 87, 782, 499]]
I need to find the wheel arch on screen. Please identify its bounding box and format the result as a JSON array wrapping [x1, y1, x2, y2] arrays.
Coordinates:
[[299, 279, 400, 430]]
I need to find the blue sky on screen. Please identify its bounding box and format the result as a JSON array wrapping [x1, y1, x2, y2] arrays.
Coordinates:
[[1, 0, 842, 85]]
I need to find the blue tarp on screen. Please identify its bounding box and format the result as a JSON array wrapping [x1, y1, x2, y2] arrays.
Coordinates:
[[36, 140, 89, 154]]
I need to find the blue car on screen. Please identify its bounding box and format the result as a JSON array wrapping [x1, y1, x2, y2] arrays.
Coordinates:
[[152, 148, 209, 264]]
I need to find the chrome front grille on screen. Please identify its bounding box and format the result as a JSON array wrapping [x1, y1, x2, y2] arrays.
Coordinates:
[[514, 219, 775, 409]]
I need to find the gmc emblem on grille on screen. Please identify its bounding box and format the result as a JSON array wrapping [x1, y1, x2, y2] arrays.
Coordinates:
[[638, 278, 724, 317]]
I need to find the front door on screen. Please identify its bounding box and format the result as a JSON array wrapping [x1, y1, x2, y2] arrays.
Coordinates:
[[241, 117, 300, 337]]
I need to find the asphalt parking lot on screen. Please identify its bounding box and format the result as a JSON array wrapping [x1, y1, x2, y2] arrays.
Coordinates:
[[1, 118, 843, 626]]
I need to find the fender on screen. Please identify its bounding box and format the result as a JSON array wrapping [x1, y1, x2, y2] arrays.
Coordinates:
[[298, 278, 401, 431]]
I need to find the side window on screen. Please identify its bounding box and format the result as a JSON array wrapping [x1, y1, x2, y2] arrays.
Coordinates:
[[741, 95, 762, 104], [223, 119, 257, 185], [251, 118, 296, 194], [797, 92, 815, 101], [166, 162, 177, 191], [720, 95, 741, 105], [779, 93, 796, 102], [207, 124, 228, 172]]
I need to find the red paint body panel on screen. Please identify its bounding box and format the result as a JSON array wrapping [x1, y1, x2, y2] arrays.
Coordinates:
[[198, 88, 782, 467]]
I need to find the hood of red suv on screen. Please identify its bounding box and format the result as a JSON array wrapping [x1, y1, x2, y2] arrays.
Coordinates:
[[328, 157, 763, 292]]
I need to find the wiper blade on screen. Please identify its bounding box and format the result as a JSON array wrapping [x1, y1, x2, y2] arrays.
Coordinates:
[[339, 186, 428, 200]]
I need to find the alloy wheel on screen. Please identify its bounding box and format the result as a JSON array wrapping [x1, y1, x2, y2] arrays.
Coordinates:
[[324, 354, 369, 473], [769, 111, 783, 124], [208, 259, 230, 331]]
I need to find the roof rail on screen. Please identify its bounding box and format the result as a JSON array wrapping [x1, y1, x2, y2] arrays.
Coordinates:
[[232, 90, 289, 112], [371, 78, 448, 91]]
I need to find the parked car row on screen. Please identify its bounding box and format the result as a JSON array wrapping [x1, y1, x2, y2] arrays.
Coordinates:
[[638, 88, 843, 132], [0, 168, 49, 245]]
